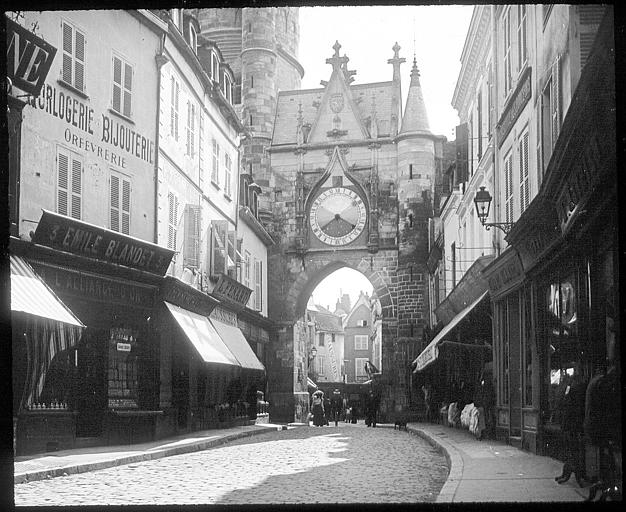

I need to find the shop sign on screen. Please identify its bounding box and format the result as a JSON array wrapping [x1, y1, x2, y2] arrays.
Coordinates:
[[415, 343, 439, 372], [554, 133, 604, 235], [497, 67, 532, 147], [32, 262, 156, 307], [210, 306, 238, 326], [483, 249, 525, 300], [160, 276, 219, 315], [515, 224, 560, 272], [212, 274, 252, 307], [116, 343, 131, 352], [33, 210, 173, 275], [6, 16, 57, 97]]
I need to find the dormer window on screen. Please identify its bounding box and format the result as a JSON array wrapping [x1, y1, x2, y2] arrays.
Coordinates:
[[188, 23, 198, 55], [170, 9, 181, 31], [210, 52, 219, 83], [223, 74, 232, 104]]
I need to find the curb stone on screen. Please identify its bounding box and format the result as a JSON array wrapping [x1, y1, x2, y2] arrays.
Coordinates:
[[14, 425, 280, 485]]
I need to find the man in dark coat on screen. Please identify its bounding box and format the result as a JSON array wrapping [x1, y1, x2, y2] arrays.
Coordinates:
[[330, 389, 343, 426]]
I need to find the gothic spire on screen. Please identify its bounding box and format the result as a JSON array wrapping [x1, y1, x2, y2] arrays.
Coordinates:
[[400, 56, 431, 134]]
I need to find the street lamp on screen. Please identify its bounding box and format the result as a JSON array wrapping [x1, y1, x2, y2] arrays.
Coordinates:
[[473, 186, 514, 235]]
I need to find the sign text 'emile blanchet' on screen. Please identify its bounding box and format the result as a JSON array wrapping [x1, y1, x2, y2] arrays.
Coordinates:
[[6, 16, 57, 97], [33, 210, 174, 276]]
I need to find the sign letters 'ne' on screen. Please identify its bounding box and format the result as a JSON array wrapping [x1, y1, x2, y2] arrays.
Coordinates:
[[6, 17, 57, 97]]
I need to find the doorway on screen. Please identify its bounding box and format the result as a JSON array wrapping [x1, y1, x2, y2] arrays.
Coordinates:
[[75, 330, 107, 437]]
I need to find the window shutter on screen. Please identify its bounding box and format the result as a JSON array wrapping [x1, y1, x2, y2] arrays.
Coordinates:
[[175, 82, 179, 140], [519, 131, 529, 214], [170, 77, 175, 136], [168, 192, 178, 251], [190, 104, 195, 157], [121, 178, 130, 234], [112, 56, 122, 113], [186, 101, 191, 155], [110, 174, 120, 231], [455, 123, 469, 184], [74, 30, 85, 92], [551, 56, 561, 149], [211, 220, 227, 276], [123, 62, 132, 118], [70, 156, 82, 219], [183, 204, 201, 268], [536, 96, 543, 180], [57, 150, 69, 216], [199, 112, 205, 187], [62, 22, 73, 85]]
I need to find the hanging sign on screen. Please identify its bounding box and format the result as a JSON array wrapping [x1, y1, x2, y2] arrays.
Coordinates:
[[6, 16, 57, 97]]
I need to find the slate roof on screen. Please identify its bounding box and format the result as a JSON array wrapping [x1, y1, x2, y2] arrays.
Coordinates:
[[400, 59, 431, 134], [309, 305, 344, 333]]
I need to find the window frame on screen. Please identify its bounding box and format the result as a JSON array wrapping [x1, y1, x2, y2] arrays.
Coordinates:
[[502, 7, 513, 97], [354, 334, 368, 351], [254, 258, 263, 311], [56, 146, 83, 220], [111, 52, 133, 119], [110, 170, 131, 234], [170, 76, 180, 141], [60, 19, 86, 94], [224, 153, 232, 197], [355, 358, 369, 379], [211, 139, 220, 186], [186, 100, 196, 158], [517, 4, 528, 72], [504, 149, 514, 224], [518, 128, 530, 214]]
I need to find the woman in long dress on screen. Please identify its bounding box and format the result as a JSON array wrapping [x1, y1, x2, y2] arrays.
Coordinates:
[[311, 390, 325, 427]]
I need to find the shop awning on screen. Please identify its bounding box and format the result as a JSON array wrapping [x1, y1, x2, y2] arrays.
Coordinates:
[[164, 302, 239, 366], [10, 254, 83, 327], [209, 318, 265, 372], [412, 291, 489, 373]]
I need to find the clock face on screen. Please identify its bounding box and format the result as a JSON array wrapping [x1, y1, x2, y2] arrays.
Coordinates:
[[310, 187, 367, 246]]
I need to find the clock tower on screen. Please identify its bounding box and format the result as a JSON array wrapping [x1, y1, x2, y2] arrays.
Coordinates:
[[263, 42, 448, 422]]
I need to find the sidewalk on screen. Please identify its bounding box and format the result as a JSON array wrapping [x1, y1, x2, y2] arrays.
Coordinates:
[[405, 422, 588, 502], [14, 423, 287, 485]]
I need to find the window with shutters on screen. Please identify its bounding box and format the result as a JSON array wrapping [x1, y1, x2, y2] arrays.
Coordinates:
[[170, 76, 180, 141], [199, 111, 205, 187], [210, 220, 228, 277], [504, 150, 514, 224], [243, 251, 251, 289], [224, 153, 232, 197], [487, 64, 494, 139], [540, 59, 561, 173], [167, 192, 179, 252], [517, 5, 528, 71], [502, 8, 512, 96], [211, 139, 220, 186], [111, 54, 132, 118], [519, 129, 530, 214], [61, 20, 86, 93], [477, 91, 483, 160], [57, 147, 82, 220], [183, 204, 201, 268], [550, 57, 561, 150], [110, 171, 130, 234], [254, 259, 263, 311], [469, 114, 474, 176], [186, 101, 195, 157]]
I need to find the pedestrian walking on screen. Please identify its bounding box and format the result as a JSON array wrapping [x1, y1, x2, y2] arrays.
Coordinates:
[[555, 364, 587, 486], [364, 391, 379, 427], [330, 389, 343, 426], [323, 394, 331, 425], [310, 390, 325, 427]]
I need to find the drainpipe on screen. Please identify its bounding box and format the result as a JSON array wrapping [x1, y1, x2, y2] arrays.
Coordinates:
[[154, 32, 168, 244]]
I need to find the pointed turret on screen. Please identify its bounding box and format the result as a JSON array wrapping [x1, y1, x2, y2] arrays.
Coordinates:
[[400, 57, 431, 134]]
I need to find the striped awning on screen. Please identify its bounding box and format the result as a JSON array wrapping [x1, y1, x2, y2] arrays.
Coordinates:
[[210, 318, 265, 372], [165, 302, 240, 366], [10, 255, 83, 327]]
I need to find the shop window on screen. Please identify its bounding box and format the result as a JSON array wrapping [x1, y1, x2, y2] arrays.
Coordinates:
[[499, 301, 510, 405], [61, 20, 86, 93], [522, 285, 534, 407], [57, 146, 82, 220], [544, 270, 580, 425], [107, 328, 139, 409], [111, 54, 132, 118], [110, 171, 130, 234]]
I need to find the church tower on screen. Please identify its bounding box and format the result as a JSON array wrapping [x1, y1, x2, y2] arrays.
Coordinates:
[[196, 7, 304, 221]]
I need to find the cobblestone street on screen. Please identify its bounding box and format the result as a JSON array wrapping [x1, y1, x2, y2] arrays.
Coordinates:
[[14, 424, 449, 505]]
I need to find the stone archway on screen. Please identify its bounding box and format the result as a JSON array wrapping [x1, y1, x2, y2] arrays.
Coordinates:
[[266, 249, 407, 423]]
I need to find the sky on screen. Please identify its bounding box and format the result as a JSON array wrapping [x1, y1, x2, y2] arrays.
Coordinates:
[[300, 5, 474, 309], [299, 5, 474, 139]]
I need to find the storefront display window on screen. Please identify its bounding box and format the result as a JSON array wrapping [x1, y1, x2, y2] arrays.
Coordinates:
[[544, 270, 580, 425], [108, 328, 139, 409], [498, 302, 509, 405], [522, 286, 534, 407]]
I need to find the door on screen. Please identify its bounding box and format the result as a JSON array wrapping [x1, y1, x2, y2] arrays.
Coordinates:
[[75, 330, 106, 437], [172, 340, 189, 429]]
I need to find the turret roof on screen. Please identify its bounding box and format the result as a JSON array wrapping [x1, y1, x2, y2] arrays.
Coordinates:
[[399, 57, 431, 135]]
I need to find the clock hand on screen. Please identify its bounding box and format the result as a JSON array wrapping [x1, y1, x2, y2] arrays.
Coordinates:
[[322, 214, 342, 230]]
